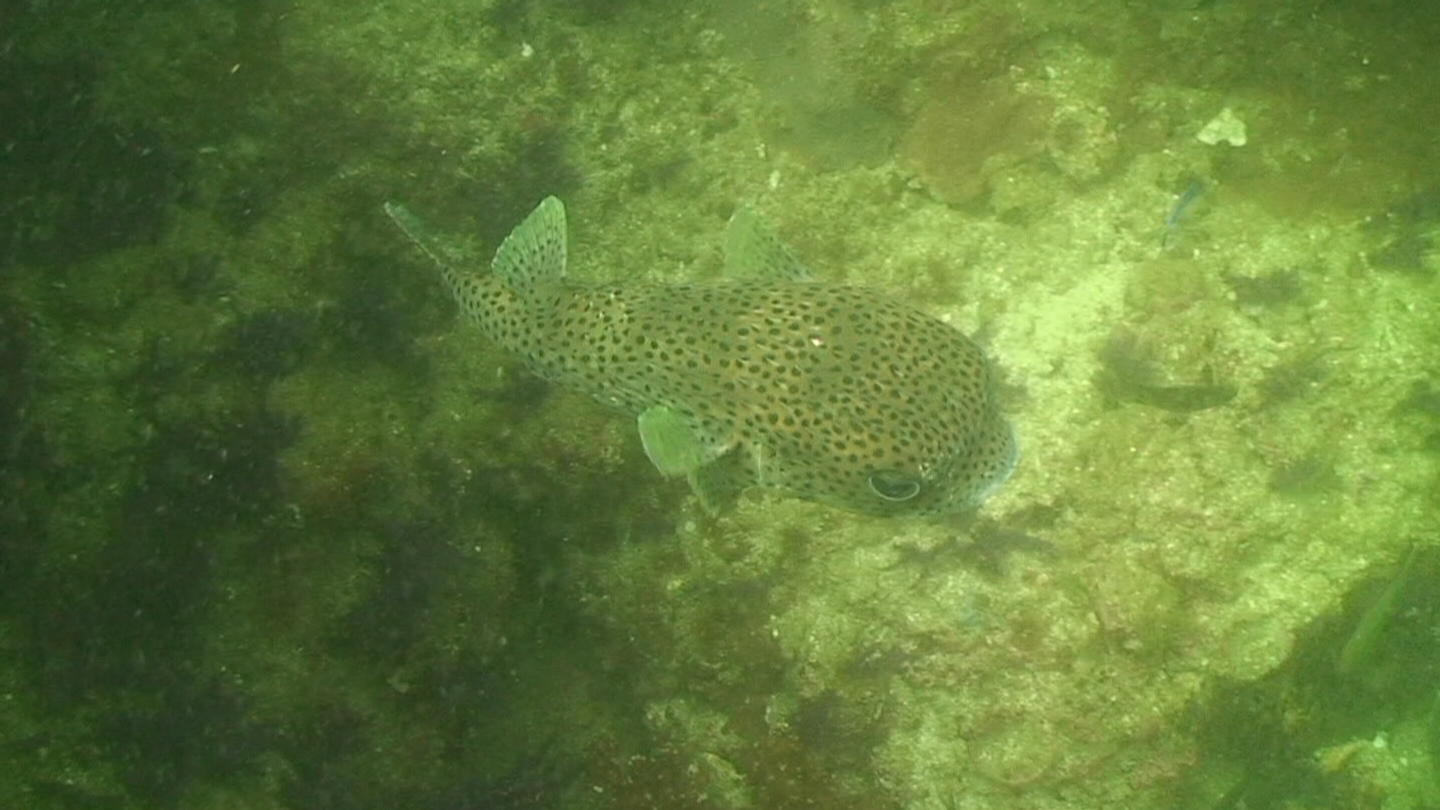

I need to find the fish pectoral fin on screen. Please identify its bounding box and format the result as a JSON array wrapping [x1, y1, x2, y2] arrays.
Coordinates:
[[637, 406, 708, 477], [638, 407, 745, 514], [723, 205, 811, 281]]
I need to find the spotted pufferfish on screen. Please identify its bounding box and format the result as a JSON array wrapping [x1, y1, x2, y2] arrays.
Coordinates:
[[385, 196, 1016, 517]]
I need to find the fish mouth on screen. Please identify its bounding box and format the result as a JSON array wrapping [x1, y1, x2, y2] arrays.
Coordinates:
[[966, 423, 1018, 508]]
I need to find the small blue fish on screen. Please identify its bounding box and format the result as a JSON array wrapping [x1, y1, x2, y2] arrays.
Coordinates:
[[1161, 179, 1205, 249]]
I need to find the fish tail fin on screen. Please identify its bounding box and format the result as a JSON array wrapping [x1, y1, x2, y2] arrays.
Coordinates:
[[383, 201, 473, 268], [384, 200, 488, 311]]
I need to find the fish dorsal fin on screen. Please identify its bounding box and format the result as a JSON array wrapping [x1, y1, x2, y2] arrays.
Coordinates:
[[384, 202, 475, 269], [492, 196, 567, 302], [723, 205, 810, 281]]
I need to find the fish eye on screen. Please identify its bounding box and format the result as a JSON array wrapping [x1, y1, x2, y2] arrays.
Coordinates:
[[867, 469, 921, 502]]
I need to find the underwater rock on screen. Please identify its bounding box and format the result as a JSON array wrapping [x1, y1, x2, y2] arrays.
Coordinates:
[[900, 72, 1051, 206], [1196, 107, 1247, 146]]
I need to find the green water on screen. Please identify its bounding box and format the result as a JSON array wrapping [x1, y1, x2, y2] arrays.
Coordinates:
[[3, 1, 1439, 808]]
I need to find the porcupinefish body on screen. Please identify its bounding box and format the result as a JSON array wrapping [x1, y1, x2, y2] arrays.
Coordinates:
[[385, 197, 1016, 517]]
